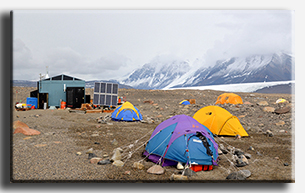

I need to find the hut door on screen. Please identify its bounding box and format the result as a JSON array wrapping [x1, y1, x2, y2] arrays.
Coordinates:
[[66, 87, 84, 108]]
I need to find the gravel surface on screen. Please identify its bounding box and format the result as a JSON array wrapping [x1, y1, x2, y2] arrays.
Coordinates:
[[11, 87, 295, 182]]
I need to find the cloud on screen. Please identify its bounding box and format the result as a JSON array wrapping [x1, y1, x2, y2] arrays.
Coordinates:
[[203, 11, 293, 66], [13, 39, 134, 80]]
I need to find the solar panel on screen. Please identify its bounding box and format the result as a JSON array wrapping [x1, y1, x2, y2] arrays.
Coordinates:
[[106, 83, 112, 94], [113, 84, 118, 94], [93, 82, 119, 107], [94, 82, 100, 93], [111, 95, 118, 106], [93, 94, 99, 104], [99, 94, 105, 105]]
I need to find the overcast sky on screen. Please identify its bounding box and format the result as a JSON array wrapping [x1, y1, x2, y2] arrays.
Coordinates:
[[12, 10, 294, 81]]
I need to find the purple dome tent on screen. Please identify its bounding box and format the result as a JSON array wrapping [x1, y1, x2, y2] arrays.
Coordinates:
[[143, 114, 218, 167]]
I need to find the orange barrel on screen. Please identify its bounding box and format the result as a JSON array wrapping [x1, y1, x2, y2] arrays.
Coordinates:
[[61, 101, 66, 109]]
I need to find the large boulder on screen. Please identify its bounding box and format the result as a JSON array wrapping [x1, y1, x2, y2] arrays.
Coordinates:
[[274, 106, 291, 114], [13, 120, 41, 136], [13, 127, 41, 135]]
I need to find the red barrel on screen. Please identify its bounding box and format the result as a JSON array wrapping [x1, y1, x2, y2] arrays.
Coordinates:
[[61, 101, 66, 109]]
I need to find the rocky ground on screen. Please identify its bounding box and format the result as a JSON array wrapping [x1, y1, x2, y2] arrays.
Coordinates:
[[11, 87, 294, 182]]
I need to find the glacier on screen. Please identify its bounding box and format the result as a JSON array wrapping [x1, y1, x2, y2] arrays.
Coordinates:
[[163, 80, 294, 93]]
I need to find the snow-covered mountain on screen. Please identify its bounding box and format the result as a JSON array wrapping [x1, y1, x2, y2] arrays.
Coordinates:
[[120, 52, 294, 90], [120, 55, 191, 89]]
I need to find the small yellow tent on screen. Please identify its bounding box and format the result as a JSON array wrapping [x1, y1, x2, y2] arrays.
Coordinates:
[[193, 106, 248, 137], [215, 93, 243, 105]]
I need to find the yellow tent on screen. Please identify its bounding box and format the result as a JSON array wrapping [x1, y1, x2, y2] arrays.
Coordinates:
[[193, 106, 248, 137], [215, 93, 243, 105]]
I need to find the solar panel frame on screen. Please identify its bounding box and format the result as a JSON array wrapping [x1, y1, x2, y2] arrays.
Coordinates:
[[93, 82, 119, 107]]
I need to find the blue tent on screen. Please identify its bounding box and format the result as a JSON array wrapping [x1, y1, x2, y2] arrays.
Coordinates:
[[111, 101, 143, 121], [143, 115, 218, 167], [179, 100, 191, 105]]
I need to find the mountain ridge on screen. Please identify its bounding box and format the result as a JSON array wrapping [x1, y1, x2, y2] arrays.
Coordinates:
[[121, 52, 294, 90]]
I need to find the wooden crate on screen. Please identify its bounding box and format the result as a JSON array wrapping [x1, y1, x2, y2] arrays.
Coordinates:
[[187, 99, 196, 104]]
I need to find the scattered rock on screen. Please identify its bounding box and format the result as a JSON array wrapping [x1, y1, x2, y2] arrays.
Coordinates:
[[88, 153, 97, 159], [182, 168, 196, 177], [244, 101, 254, 106], [234, 149, 244, 157], [98, 159, 111, 165], [91, 134, 99, 137], [227, 145, 235, 152], [143, 100, 154, 104], [257, 101, 268, 106], [284, 163, 289, 166], [90, 158, 103, 164], [76, 152, 82, 156], [133, 162, 144, 170], [170, 174, 188, 180], [23, 137, 32, 140], [239, 170, 252, 178], [258, 123, 264, 127], [112, 160, 124, 167], [236, 159, 248, 167], [217, 148, 223, 155], [245, 153, 252, 159], [226, 172, 246, 180], [276, 121, 285, 126], [147, 165, 165, 174], [279, 130, 287, 133], [124, 171, 131, 175], [231, 107, 239, 112], [263, 107, 275, 113], [235, 134, 241, 140], [94, 142, 100, 145], [239, 154, 249, 165], [86, 148, 93, 154], [177, 162, 184, 170], [248, 146, 255, 151], [264, 130, 273, 137], [274, 106, 291, 114], [34, 144, 47, 147], [103, 154, 109, 158], [111, 148, 122, 161], [111, 139, 118, 146]]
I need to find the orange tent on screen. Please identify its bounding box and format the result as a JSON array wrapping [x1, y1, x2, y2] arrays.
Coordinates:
[[215, 93, 243, 105], [193, 106, 248, 137]]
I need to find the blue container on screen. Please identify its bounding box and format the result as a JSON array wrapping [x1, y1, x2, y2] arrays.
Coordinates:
[[26, 97, 38, 109]]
